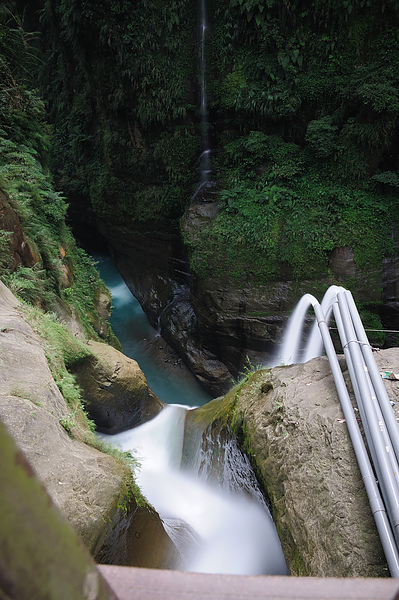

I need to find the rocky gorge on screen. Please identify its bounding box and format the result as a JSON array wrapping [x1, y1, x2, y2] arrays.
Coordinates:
[[1, 268, 398, 578], [2, 0, 399, 586], [35, 0, 399, 397], [96, 195, 399, 398]]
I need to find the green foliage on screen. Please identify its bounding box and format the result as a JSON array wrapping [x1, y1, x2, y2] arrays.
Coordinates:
[[0, 13, 116, 344], [186, 146, 397, 285], [305, 116, 337, 159], [2, 266, 53, 305], [23, 305, 92, 392], [358, 309, 386, 348], [373, 171, 399, 189], [41, 0, 199, 228], [211, 0, 399, 181], [185, 0, 399, 293], [0, 230, 13, 270], [153, 125, 200, 184]]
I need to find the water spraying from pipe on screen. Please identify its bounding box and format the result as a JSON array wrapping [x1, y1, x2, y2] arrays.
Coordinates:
[[276, 293, 317, 365], [302, 285, 346, 362], [276, 286, 346, 366]]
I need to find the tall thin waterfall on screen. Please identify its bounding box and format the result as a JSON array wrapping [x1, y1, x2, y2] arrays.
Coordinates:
[[193, 0, 215, 199]]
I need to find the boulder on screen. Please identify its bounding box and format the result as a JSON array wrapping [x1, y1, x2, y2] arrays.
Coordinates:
[[72, 340, 165, 434], [0, 280, 179, 568], [184, 348, 399, 577], [0, 420, 116, 600]]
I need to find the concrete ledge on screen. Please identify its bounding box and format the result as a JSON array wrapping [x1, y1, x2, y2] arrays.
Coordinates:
[[98, 565, 399, 600]]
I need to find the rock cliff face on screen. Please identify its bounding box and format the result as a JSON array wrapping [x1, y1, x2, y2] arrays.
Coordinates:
[[97, 219, 233, 396], [0, 280, 179, 568], [96, 197, 398, 396], [182, 201, 396, 377], [183, 348, 399, 577]]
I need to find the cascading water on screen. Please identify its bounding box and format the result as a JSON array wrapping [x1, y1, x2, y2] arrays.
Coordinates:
[[276, 285, 346, 366], [95, 253, 288, 576], [193, 0, 215, 200], [93, 1, 289, 574], [100, 405, 288, 576]]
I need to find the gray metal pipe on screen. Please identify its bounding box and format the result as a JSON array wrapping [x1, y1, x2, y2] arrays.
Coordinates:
[[312, 301, 399, 576], [332, 298, 399, 541], [337, 292, 399, 544], [331, 302, 378, 476], [345, 290, 399, 464], [333, 298, 399, 486]]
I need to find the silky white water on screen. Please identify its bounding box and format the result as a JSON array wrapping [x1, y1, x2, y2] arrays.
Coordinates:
[[94, 256, 288, 575], [276, 285, 346, 366], [100, 404, 288, 576]]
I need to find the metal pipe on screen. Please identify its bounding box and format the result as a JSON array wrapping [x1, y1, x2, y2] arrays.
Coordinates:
[[312, 301, 399, 576], [332, 299, 399, 539], [345, 290, 399, 464], [337, 292, 399, 544], [332, 302, 378, 474]]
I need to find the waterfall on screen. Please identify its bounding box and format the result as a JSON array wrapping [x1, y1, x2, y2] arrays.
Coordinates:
[[193, 0, 215, 200], [95, 253, 288, 575], [275, 285, 346, 366], [100, 405, 288, 576]]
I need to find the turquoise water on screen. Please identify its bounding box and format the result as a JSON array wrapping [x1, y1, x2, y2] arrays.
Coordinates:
[[94, 252, 288, 576], [93, 253, 211, 407]]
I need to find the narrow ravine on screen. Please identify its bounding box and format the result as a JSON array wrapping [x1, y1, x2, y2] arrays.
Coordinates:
[[94, 253, 210, 407], [95, 253, 288, 576]]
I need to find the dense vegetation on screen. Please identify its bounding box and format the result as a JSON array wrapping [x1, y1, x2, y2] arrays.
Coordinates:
[[0, 8, 140, 464], [2, 0, 399, 336], [0, 5, 117, 335], [183, 0, 399, 283], [41, 0, 199, 227], [31, 0, 399, 299]]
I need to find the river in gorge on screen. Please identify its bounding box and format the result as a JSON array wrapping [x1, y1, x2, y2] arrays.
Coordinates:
[[94, 253, 288, 576]]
